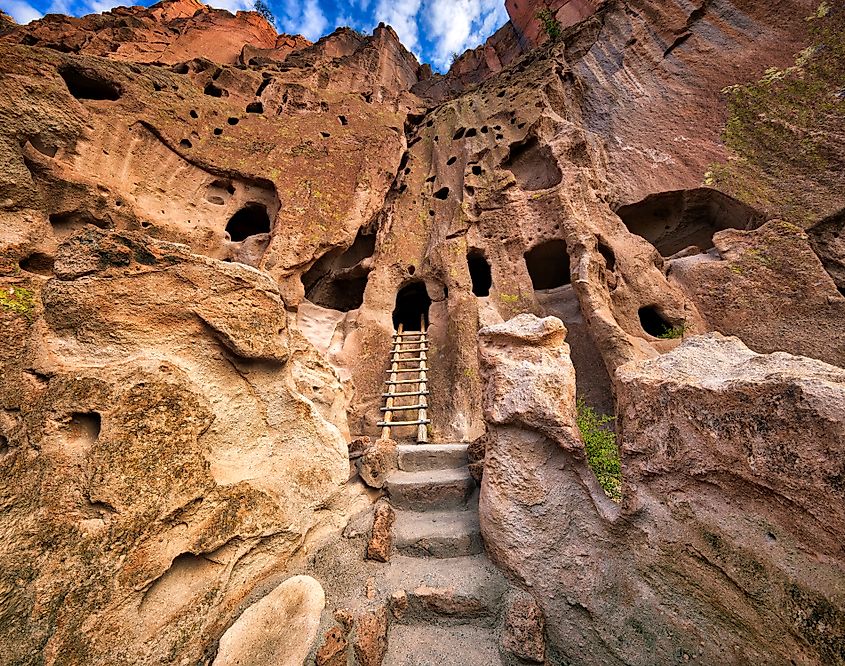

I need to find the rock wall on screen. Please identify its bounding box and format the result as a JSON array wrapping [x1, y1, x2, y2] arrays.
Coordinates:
[[479, 325, 845, 664]]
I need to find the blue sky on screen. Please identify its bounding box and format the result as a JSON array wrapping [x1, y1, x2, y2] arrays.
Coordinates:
[[0, 0, 509, 71]]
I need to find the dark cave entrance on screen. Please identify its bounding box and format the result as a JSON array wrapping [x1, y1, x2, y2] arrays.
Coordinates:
[[616, 188, 764, 257], [393, 282, 431, 331], [638, 306, 675, 338], [301, 228, 376, 312], [467, 249, 492, 297], [525, 240, 571, 290], [58, 64, 121, 101], [225, 204, 271, 242]]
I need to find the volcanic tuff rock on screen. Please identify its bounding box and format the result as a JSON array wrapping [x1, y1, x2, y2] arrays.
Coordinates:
[[0, 0, 843, 663]]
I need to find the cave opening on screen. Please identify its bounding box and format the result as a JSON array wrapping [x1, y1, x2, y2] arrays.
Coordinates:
[[597, 239, 616, 272], [467, 249, 492, 297], [225, 204, 271, 242], [638, 306, 675, 338], [58, 65, 121, 101], [502, 136, 562, 191], [392, 282, 431, 331], [616, 188, 764, 257], [525, 240, 570, 290], [302, 228, 376, 312]]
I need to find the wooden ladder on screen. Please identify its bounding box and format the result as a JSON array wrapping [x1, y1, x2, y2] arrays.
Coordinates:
[[377, 318, 430, 443]]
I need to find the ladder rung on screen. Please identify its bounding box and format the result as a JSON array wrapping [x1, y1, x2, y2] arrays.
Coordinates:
[[381, 404, 425, 412], [382, 391, 429, 397], [385, 379, 426, 385], [391, 356, 426, 362], [387, 368, 427, 374], [391, 346, 428, 352], [377, 419, 431, 427], [393, 335, 425, 340]]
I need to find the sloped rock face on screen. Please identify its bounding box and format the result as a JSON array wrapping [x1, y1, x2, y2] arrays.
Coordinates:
[[480, 329, 845, 664], [1, 0, 843, 662]]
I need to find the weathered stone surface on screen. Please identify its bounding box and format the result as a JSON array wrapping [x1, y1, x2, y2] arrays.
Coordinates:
[[358, 438, 398, 489], [467, 434, 487, 482], [348, 435, 372, 460], [671, 220, 845, 368], [478, 314, 582, 451], [213, 575, 325, 666], [352, 606, 389, 666], [502, 592, 546, 663], [481, 332, 845, 664], [315, 624, 348, 666], [366, 501, 395, 562]]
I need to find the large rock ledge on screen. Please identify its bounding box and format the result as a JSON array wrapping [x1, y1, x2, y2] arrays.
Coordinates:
[[479, 320, 845, 665]]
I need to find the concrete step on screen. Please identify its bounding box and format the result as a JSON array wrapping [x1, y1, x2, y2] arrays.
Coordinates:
[[383, 554, 508, 625], [397, 443, 469, 472], [385, 624, 504, 665], [394, 508, 482, 558], [387, 468, 475, 511]]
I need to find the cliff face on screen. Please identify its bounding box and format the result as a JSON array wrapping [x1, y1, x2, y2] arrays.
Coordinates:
[[0, 0, 843, 663]]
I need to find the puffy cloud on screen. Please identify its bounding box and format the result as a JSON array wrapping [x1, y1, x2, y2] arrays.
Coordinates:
[[0, 0, 42, 23], [278, 0, 328, 39], [206, 0, 253, 13], [423, 0, 508, 70], [373, 0, 422, 53]]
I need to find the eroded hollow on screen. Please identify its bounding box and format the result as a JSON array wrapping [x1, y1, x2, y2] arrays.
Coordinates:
[[467, 249, 492, 297], [638, 306, 676, 338], [502, 137, 562, 191], [225, 203, 271, 242], [19, 252, 55, 276], [69, 412, 101, 443], [302, 228, 376, 312], [525, 240, 570, 290], [58, 65, 121, 101], [616, 188, 765, 257], [393, 281, 431, 331]]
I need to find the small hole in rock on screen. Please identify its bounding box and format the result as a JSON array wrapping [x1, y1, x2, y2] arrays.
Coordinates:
[[471, 165, 482, 176], [597, 240, 616, 272], [180, 139, 192, 148], [213, 128, 223, 136], [320, 131, 331, 138], [465, 128, 477, 138], [338, 115, 348, 126], [638, 306, 675, 338], [204, 82, 228, 98], [58, 64, 121, 101], [246, 101, 264, 113], [453, 128, 466, 140], [447, 156, 457, 166], [408, 265, 416, 275], [226, 203, 271, 242], [766, 532, 777, 542], [525, 240, 570, 290], [69, 412, 101, 443], [227, 117, 239, 125], [467, 249, 492, 297], [189, 109, 198, 118], [433, 187, 450, 200], [19, 252, 54, 276]]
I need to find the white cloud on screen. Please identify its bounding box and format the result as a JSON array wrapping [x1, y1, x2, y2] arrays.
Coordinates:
[[373, 0, 422, 53], [423, 0, 507, 70], [0, 0, 41, 22], [206, 0, 252, 13], [86, 0, 125, 13], [278, 0, 328, 40]]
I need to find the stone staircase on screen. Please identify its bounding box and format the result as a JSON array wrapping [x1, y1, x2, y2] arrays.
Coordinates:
[[382, 443, 511, 665]]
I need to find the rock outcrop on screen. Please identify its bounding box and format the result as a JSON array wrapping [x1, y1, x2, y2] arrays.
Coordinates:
[[479, 327, 845, 664], [0, 0, 843, 662]]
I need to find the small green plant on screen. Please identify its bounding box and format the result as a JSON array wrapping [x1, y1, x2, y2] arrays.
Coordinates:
[[657, 324, 685, 340], [252, 0, 275, 25], [0, 286, 35, 320], [576, 399, 621, 501], [536, 8, 563, 42]]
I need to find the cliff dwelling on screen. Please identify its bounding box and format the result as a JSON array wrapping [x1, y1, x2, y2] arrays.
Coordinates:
[[0, 0, 843, 664]]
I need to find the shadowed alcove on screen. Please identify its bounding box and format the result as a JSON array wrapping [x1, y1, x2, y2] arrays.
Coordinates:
[[616, 188, 764, 257], [392, 281, 431, 330], [467, 249, 492, 297], [225, 203, 271, 242], [525, 240, 571, 290], [302, 228, 376, 312]]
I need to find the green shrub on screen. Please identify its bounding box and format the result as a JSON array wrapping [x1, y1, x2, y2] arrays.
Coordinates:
[[0, 286, 35, 320], [536, 9, 563, 42], [576, 399, 621, 501], [657, 325, 685, 340]]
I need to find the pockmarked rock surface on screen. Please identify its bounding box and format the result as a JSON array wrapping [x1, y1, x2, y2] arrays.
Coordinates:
[[213, 575, 325, 666], [480, 329, 845, 664], [0, 0, 843, 663]]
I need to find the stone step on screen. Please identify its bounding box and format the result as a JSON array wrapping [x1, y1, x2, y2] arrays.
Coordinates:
[[385, 624, 505, 665], [394, 508, 482, 558], [383, 554, 508, 625], [386, 468, 475, 511], [397, 443, 469, 472]]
